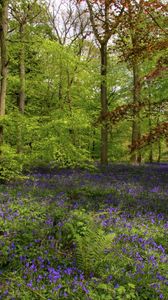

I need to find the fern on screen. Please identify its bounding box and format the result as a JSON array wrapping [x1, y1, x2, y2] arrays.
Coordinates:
[[74, 228, 105, 275], [61, 210, 113, 276]]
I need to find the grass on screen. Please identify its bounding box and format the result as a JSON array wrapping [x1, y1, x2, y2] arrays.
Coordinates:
[[0, 163, 168, 299]]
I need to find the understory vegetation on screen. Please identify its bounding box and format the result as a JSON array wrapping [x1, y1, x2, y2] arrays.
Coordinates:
[[0, 0, 168, 182], [0, 1, 168, 299], [0, 164, 168, 299]]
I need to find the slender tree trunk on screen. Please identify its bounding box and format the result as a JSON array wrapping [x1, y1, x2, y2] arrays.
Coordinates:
[[149, 139, 153, 163], [148, 97, 153, 163], [157, 139, 161, 163], [58, 70, 63, 102], [100, 42, 108, 165], [92, 129, 96, 159], [66, 69, 72, 112], [66, 69, 77, 145], [157, 117, 161, 163], [0, 0, 8, 145], [149, 138, 153, 163], [16, 23, 25, 153], [19, 23, 25, 113], [130, 62, 141, 164]]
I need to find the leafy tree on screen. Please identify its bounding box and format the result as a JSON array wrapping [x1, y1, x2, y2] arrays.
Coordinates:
[[9, 0, 47, 113], [77, 0, 125, 165]]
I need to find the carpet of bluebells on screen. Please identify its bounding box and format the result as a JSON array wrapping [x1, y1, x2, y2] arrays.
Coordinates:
[[0, 163, 168, 299]]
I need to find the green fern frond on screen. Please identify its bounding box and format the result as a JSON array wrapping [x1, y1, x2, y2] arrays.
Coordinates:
[[60, 209, 114, 276]]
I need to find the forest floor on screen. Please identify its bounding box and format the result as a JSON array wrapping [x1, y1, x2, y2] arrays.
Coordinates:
[[0, 164, 168, 299]]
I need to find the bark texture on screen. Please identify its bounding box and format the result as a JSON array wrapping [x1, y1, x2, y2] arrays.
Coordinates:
[[0, 0, 8, 144]]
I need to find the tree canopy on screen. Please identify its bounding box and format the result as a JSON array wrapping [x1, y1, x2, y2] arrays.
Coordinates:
[[0, 0, 167, 180]]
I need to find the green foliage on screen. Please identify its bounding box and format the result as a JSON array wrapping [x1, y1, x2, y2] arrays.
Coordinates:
[[0, 165, 168, 299], [1, 0, 167, 177], [0, 144, 23, 181], [115, 284, 137, 300], [58, 209, 113, 276], [0, 1, 168, 298]]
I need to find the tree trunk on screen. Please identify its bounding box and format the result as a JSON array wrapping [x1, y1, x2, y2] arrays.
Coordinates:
[[157, 139, 161, 163], [58, 69, 63, 102], [91, 129, 96, 159], [0, 0, 8, 145], [148, 97, 153, 163], [16, 23, 25, 153], [100, 43, 108, 165], [157, 118, 161, 163], [130, 62, 141, 164], [148, 128, 153, 163], [19, 23, 25, 113], [149, 144, 153, 163]]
